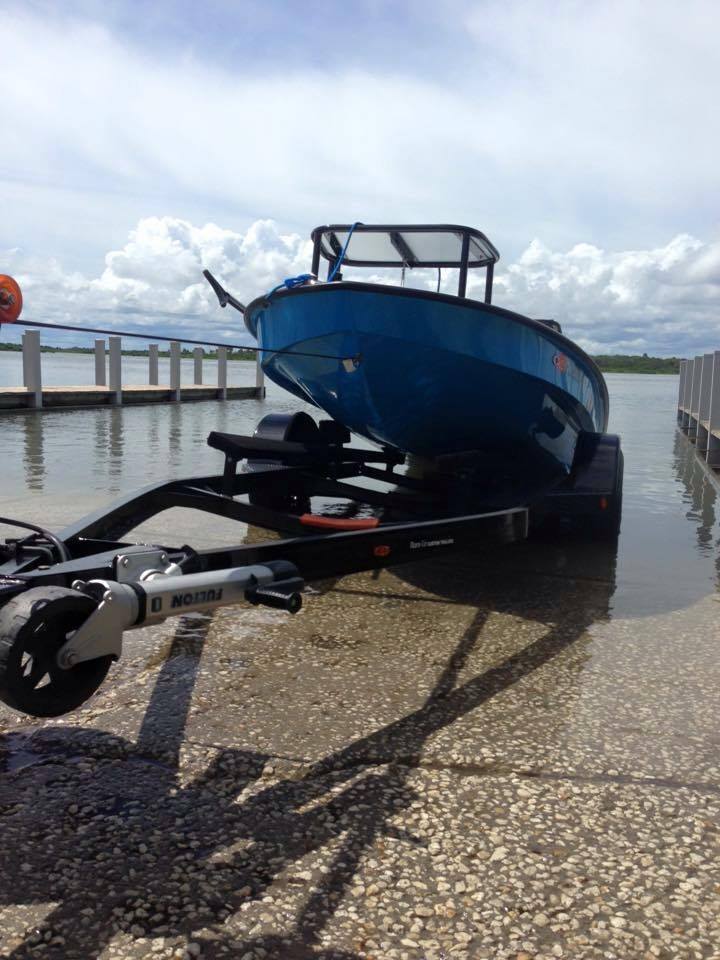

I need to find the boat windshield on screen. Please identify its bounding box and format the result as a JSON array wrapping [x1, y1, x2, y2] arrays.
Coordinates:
[[310, 223, 499, 302], [311, 224, 498, 269]]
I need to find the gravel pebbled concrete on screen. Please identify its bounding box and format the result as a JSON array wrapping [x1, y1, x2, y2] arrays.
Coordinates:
[[1, 528, 719, 960]]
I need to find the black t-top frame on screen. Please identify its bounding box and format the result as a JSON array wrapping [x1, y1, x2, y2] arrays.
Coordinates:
[[310, 224, 500, 304]]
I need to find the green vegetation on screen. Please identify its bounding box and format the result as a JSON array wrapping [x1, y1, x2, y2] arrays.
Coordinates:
[[592, 354, 681, 374]]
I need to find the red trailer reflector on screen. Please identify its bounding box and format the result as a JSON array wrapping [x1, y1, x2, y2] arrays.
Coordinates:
[[299, 514, 380, 530], [599, 496, 608, 510], [0, 276, 22, 323], [373, 545, 391, 557]]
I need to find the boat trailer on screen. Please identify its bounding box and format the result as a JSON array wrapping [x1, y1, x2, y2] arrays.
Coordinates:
[[0, 413, 622, 719]]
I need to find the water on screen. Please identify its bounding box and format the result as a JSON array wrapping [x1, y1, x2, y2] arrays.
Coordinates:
[[0, 350, 259, 389], [0, 369, 718, 621], [603, 374, 720, 616]]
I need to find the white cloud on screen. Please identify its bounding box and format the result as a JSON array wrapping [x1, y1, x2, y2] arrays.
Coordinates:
[[2, 217, 312, 342], [482, 234, 720, 354], [2, 2, 720, 269], [4, 217, 720, 355]]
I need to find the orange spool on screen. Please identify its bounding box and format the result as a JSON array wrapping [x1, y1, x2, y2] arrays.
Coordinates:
[[0, 275, 23, 323]]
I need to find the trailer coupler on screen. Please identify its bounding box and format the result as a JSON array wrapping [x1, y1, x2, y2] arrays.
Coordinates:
[[0, 556, 303, 718], [63, 555, 304, 667]]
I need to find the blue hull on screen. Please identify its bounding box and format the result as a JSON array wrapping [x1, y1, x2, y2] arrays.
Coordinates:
[[245, 283, 608, 482]]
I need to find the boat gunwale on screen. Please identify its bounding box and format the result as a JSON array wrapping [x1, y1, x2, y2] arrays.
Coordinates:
[[244, 280, 610, 431]]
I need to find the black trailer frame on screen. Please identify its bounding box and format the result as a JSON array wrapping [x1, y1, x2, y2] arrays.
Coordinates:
[[0, 432, 526, 594], [0, 418, 621, 719]]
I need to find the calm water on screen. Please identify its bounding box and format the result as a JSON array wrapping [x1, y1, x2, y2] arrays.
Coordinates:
[[0, 370, 718, 620]]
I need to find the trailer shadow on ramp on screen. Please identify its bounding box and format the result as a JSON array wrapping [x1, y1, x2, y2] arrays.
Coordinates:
[[0, 532, 623, 959]]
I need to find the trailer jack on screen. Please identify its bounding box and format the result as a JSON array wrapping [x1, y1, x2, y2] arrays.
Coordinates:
[[0, 558, 303, 718]]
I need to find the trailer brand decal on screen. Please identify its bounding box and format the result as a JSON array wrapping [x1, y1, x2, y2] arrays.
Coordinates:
[[409, 537, 454, 549], [171, 588, 224, 609]]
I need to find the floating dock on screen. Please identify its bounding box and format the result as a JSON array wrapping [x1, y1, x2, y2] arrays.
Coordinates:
[[1, 330, 266, 411], [677, 352, 720, 469]]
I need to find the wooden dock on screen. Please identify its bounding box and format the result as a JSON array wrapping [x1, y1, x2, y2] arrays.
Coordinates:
[[3, 331, 266, 411], [0, 384, 263, 411]]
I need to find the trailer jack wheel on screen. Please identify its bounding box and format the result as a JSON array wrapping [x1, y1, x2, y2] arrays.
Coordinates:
[[0, 587, 112, 717]]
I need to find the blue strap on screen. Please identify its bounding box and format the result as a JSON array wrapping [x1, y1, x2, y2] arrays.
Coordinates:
[[327, 222, 360, 282], [264, 222, 361, 300]]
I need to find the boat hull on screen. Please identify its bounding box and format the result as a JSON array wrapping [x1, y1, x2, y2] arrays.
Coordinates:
[[245, 283, 608, 484]]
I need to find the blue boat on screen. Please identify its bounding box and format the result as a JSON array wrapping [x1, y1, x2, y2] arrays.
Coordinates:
[[238, 223, 609, 492]]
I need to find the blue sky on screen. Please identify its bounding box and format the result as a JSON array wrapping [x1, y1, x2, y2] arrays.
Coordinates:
[[2, 0, 719, 354]]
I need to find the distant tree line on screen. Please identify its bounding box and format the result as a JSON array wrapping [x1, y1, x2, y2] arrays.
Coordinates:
[[0, 342, 682, 372], [592, 354, 681, 374], [0, 342, 256, 361]]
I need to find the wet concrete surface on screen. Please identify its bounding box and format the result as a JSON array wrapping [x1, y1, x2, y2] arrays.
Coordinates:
[[1, 378, 720, 959]]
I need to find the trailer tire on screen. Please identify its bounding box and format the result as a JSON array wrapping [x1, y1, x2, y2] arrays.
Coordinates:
[[0, 587, 112, 718], [593, 447, 624, 540]]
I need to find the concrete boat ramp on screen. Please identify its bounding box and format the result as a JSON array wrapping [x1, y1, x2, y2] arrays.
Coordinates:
[[0, 376, 719, 959]]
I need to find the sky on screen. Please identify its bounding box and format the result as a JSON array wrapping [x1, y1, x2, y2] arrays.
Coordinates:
[[1, 0, 719, 355]]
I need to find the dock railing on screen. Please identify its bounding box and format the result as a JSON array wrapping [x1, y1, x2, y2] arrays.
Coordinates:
[[677, 352, 720, 469], [1, 318, 266, 411]]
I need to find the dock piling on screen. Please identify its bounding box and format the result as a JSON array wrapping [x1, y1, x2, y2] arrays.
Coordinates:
[[22, 331, 42, 409], [256, 351, 265, 397], [193, 347, 203, 385], [682, 357, 693, 430], [149, 344, 159, 385], [170, 341, 181, 402], [94, 339, 106, 386], [696, 354, 713, 454], [706, 352, 720, 468], [677, 360, 686, 426], [679, 350, 720, 473], [688, 355, 702, 440], [217, 347, 228, 400], [108, 336, 122, 406]]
